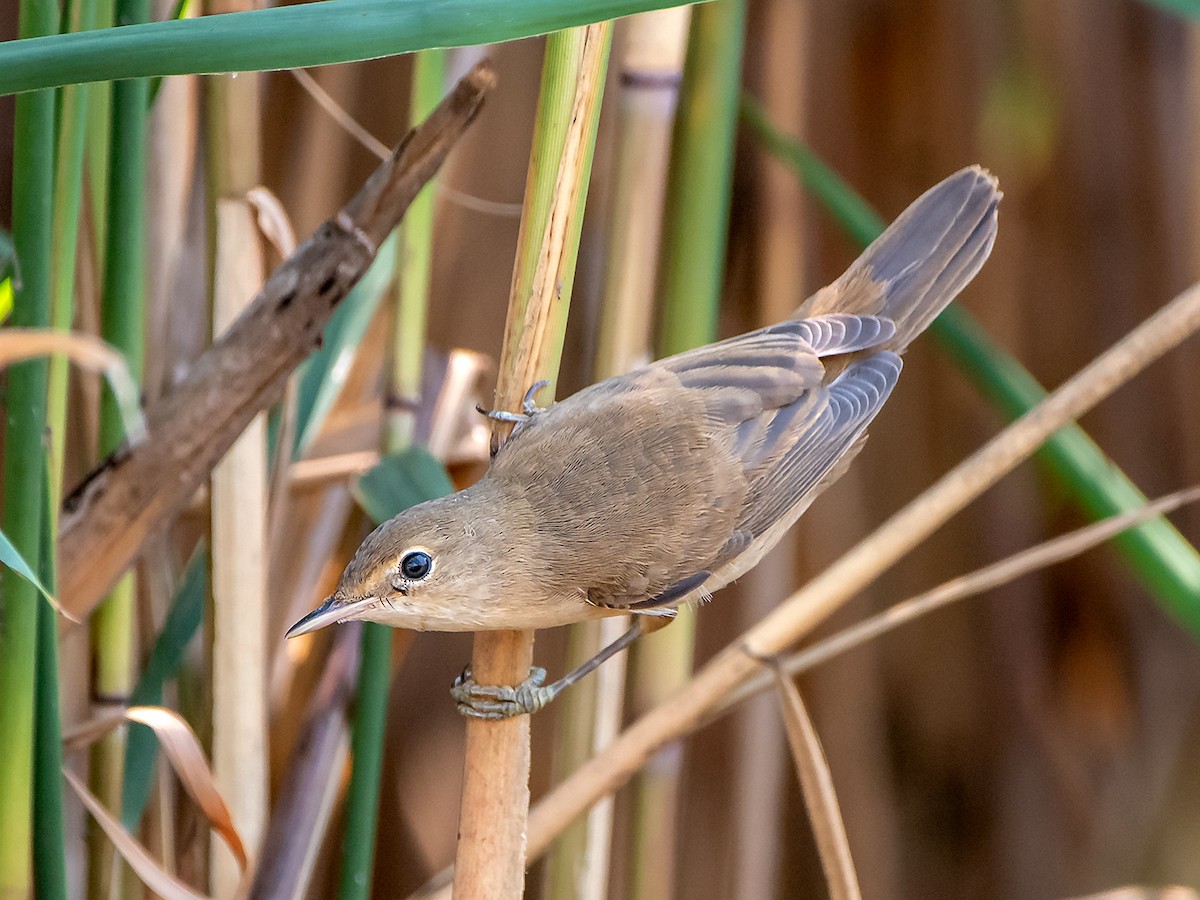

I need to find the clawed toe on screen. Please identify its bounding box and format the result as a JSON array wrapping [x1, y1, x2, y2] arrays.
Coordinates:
[[450, 666, 552, 719]]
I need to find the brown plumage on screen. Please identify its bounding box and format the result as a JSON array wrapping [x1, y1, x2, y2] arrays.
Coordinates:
[[288, 166, 1000, 714]]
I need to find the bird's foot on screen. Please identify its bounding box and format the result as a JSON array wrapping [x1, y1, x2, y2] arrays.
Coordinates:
[[474, 380, 551, 438], [451, 666, 555, 719]]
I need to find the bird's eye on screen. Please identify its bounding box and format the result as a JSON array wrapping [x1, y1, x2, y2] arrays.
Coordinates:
[[399, 550, 433, 581]]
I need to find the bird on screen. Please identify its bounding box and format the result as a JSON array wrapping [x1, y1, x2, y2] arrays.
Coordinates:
[[287, 166, 1000, 718]]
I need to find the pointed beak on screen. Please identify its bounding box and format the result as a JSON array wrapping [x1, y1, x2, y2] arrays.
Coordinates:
[[286, 594, 376, 638]]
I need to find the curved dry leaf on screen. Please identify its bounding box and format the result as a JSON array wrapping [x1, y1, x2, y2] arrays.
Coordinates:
[[0, 328, 146, 444], [64, 767, 210, 900], [125, 706, 249, 869], [61, 705, 248, 870], [774, 670, 861, 900], [248, 185, 298, 258]]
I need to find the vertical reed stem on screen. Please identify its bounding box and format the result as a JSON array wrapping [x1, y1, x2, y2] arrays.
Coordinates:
[[0, 0, 57, 893], [88, 0, 150, 895], [453, 24, 612, 899], [206, 1, 268, 891]]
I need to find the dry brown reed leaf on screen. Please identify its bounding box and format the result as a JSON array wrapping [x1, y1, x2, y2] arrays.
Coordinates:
[[64, 706, 252, 898], [773, 670, 861, 900], [64, 768, 211, 900], [0, 327, 145, 444], [63, 705, 248, 870], [58, 61, 496, 621]]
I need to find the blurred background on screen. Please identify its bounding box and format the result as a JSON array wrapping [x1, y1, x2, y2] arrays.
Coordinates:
[[3, 1, 1200, 898]]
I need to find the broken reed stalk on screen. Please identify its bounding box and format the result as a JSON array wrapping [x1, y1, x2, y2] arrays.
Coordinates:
[[206, 12, 268, 890], [412, 279, 1200, 897], [56, 61, 495, 621], [453, 23, 611, 900]]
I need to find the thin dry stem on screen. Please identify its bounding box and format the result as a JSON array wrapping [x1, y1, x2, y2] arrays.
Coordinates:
[[773, 672, 861, 900]]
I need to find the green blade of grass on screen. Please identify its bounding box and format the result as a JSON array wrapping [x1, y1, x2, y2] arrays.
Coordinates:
[[343, 447, 454, 900], [33, 471, 66, 900], [0, 0, 687, 96], [0, 526, 57, 606], [741, 94, 1200, 635], [352, 449, 456, 526], [293, 231, 398, 457], [1137, 0, 1200, 16], [120, 547, 207, 830], [0, 0, 57, 892]]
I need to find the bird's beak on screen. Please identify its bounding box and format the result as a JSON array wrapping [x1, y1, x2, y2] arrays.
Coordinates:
[[285, 594, 376, 638]]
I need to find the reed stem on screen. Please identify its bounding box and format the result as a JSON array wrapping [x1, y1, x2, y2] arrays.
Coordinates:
[[453, 25, 611, 899], [0, 0, 57, 894]]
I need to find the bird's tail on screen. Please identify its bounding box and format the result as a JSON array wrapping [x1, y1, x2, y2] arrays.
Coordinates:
[[796, 166, 1000, 351]]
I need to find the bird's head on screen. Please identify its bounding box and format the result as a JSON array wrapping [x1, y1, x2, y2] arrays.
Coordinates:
[[285, 487, 527, 636]]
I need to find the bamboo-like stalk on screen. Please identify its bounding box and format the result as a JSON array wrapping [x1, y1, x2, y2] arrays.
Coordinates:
[[0, 0, 56, 894], [453, 24, 611, 900], [628, 3, 745, 897], [545, 10, 689, 900], [40, 0, 104, 891], [48, 0, 105, 513], [34, 519, 68, 899], [206, 0, 268, 891], [337, 47, 446, 900], [88, 1, 150, 895]]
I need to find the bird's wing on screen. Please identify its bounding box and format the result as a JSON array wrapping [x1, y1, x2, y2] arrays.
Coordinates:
[[620, 353, 903, 612], [576, 325, 900, 612], [733, 352, 902, 542]]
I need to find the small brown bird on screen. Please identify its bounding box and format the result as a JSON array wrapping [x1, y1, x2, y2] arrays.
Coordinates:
[[288, 166, 1000, 717]]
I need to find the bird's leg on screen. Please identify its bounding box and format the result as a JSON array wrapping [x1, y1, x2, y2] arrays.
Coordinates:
[[451, 617, 651, 719], [474, 380, 552, 437]]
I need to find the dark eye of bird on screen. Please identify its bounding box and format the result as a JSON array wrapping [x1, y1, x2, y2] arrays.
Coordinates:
[[400, 550, 433, 581]]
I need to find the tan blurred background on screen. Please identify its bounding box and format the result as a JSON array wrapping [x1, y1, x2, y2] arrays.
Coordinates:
[[5, 1, 1200, 898]]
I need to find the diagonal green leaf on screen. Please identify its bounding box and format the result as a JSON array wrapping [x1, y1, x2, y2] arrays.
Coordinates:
[[293, 230, 398, 457], [352, 447, 455, 526], [741, 93, 1200, 636], [0, 0, 690, 96], [120, 546, 207, 830], [0, 525, 56, 607], [1137, 0, 1200, 17]]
